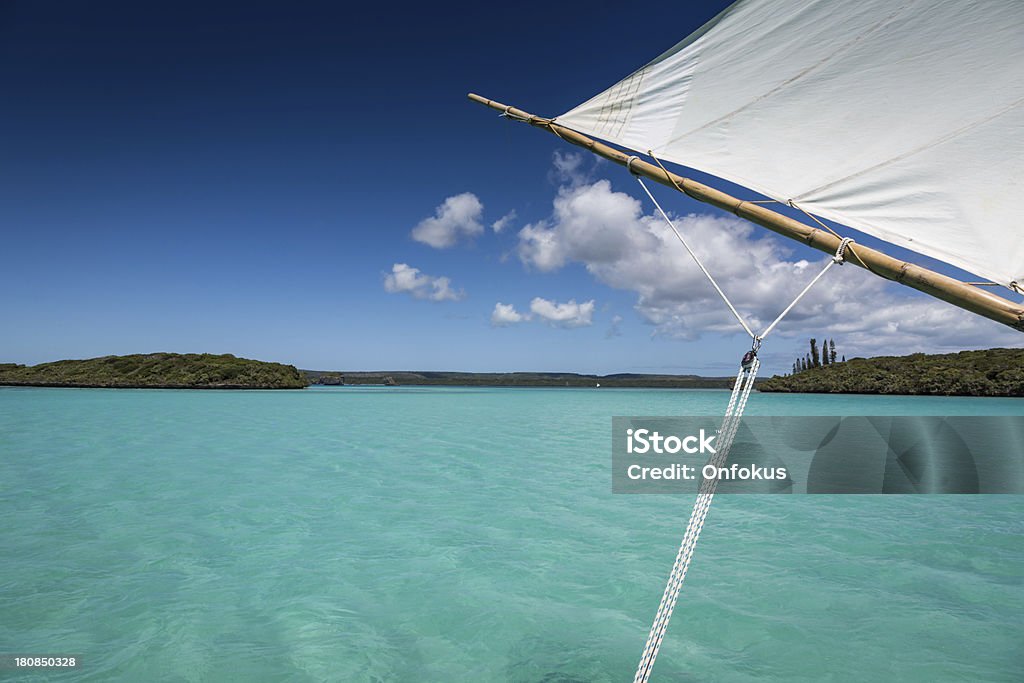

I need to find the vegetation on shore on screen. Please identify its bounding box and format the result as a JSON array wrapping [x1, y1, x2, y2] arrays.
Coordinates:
[[792, 336, 844, 374], [0, 353, 308, 389], [760, 347, 1024, 396], [5, 348, 1020, 395]]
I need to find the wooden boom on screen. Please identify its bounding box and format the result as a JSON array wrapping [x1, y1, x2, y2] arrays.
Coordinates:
[[468, 93, 1024, 333]]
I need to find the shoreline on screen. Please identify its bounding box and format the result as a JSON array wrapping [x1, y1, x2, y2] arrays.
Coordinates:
[[0, 382, 303, 390], [5, 382, 1021, 398]]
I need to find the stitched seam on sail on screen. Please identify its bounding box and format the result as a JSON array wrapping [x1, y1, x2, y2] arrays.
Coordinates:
[[595, 68, 648, 138], [795, 97, 1024, 201]]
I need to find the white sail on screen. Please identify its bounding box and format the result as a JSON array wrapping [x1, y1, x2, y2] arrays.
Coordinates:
[[556, 0, 1024, 289]]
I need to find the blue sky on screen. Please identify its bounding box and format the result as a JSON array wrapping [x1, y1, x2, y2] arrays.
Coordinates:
[[2, 1, 1020, 374]]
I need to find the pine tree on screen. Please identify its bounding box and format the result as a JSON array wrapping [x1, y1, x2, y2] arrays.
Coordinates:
[[805, 354, 812, 371], [809, 339, 820, 368], [793, 361, 798, 375], [842, 354, 846, 363], [830, 339, 837, 364]]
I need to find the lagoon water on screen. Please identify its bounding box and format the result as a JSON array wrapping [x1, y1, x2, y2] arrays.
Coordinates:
[[1, 386, 1022, 681]]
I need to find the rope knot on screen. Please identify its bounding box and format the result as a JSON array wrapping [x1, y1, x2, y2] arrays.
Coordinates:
[[833, 237, 855, 264], [626, 155, 641, 175]]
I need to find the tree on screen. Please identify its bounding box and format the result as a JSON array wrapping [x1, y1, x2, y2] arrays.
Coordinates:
[[830, 339, 837, 364], [793, 361, 798, 375], [842, 354, 846, 363], [810, 339, 820, 368], [805, 354, 812, 371]]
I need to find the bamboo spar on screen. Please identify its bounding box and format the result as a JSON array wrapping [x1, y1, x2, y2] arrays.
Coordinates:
[[468, 93, 1024, 333]]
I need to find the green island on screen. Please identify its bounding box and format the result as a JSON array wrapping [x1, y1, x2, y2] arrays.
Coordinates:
[[0, 353, 307, 389], [759, 347, 1024, 396], [2, 348, 1020, 395]]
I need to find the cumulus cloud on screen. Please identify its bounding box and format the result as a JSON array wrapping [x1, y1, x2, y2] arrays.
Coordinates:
[[518, 179, 659, 272], [490, 302, 527, 326], [515, 177, 1024, 357], [383, 263, 464, 302], [489, 297, 596, 328], [549, 150, 591, 187], [529, 297, 595, 328], [491, 210, 517, 234], [411, 193, 484, 248]]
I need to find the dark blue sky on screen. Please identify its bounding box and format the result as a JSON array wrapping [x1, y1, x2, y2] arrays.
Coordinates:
[[3, 1, 1014, 372]]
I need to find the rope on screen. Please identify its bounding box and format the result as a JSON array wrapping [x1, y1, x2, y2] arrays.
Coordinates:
[[635, 175, 850, 344], [758, 237, 852, 341], [635, 176, 756, 339], [647, 151, 695, 201], [785, 199, 878, 278], [629, 174, 853, 682], [644, 149, 875, 281], [632, 357, 760, 683], [500, 107, 566, 141]]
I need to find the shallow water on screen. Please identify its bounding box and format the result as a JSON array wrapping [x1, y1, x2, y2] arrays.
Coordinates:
[[1, 386, 1021, 681]]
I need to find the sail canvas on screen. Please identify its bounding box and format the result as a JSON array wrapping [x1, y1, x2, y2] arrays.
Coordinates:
[[556, 0, 1024, 289]]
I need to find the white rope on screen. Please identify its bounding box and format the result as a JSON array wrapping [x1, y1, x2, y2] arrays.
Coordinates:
[[632, 358, 759, 683], [635, 176, 756, 339], [759, 237, 853, 341], [634, 175, 853, 344], [629, 175, 855, 682]]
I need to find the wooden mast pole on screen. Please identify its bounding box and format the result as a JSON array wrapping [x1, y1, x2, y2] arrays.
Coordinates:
[[468, 93, 1024, 333]]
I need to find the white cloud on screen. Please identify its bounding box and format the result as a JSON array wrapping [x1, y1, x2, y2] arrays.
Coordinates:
[[490, 302, 527, 326], [529, 297, 595, 328], [489, 297, 596, 328], [515, 177, 1024, 357], [411, 193, 484, 248], [518, 180, 658, 272], [491, 210, 516, 234], [383, 263, 464, 302], [549, 150, 590, 187]]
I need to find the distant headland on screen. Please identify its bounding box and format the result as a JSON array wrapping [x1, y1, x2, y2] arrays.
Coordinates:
[[0, 353, 307, 389], [303, 370, 738, 389], [0, 354, 740, 390], [759, 348, 1024, 396]]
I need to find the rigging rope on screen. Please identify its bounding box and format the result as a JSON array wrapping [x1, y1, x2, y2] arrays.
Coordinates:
[[633, 357, 758, 683], [634, 164, 755, 339], [629, 172, 851, 682], [633, 174, 852, 345]]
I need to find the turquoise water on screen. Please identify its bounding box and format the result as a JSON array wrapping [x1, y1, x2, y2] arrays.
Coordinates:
[[1, 386, 1022, 682]]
